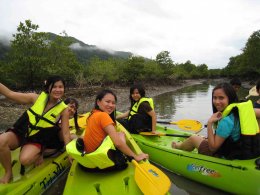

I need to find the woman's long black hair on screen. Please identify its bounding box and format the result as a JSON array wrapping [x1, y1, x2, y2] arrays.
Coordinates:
[[64, 98, 80, 132], [93, 89, 117, 123]]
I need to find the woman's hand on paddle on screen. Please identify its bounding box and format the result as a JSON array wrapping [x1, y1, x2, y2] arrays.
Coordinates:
[[151, 130, 158, 134], [134, 153, 149, 162]]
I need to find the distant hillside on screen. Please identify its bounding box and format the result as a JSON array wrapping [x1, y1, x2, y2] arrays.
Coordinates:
[[47, 32, 133, 62], [0, 32, 133, 62]]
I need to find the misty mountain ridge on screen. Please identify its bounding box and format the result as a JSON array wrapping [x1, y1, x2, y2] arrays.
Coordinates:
[[0, 32, 133, 62]]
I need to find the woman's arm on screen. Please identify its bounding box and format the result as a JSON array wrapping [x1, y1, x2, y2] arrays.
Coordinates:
[[207, 112, 225, 152], [146, 110, 157, 133], [104, 124, 148, 161], [116, 111, 130, 120], [255, 108, 260, 119], [0, 83, 37, 104], [60, 108, 71, 145]]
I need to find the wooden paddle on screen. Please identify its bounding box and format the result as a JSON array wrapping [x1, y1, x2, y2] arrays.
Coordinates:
[[157, 119, 202, 131], [132, 160, 171, 195], [140, 132, 190, 138], [245, 86, 258, 99]]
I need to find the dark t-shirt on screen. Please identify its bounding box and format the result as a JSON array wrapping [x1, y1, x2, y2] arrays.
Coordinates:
[[254, 101, 260, 109], [138, 101, 153, 114]]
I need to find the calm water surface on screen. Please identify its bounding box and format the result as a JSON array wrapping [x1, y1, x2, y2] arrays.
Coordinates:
[[46, 82, 250, 194]]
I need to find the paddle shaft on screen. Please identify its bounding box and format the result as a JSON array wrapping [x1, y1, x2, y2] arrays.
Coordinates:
[[157, 121, 174, 124], [163, 133, 190, 138]]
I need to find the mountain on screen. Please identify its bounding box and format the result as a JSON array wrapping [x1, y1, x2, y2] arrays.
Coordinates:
[[47, 32, 132, 62], [0, 32, 133, 62]]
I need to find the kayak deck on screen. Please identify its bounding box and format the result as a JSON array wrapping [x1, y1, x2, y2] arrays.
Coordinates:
[[64, 161, 142, 195], [0, 148, 70, 195]]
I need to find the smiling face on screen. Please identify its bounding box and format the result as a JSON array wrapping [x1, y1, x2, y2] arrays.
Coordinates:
[[212, 88, 229, 112], [49, 80, 65, 100], [68, 102, 77, 118], [97, 93, 116, 114], [131, 89, 141, 102]]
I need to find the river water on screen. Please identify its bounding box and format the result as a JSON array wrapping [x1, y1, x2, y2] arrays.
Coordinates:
[[38, 82, 252, 194]]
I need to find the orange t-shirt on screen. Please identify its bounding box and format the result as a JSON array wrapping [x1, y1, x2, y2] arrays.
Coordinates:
[[83, 110, 115, 153]]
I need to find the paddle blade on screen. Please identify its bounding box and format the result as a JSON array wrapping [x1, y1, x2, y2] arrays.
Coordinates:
[[78, 115, 87, 128], [171, 119, 202, 131], [249, 86, 258, 96], [132, 160, 171, 195]]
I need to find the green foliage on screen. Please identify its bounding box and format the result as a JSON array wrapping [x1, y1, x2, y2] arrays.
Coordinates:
[[4, 20, 84, 88], [242, 30, 260, 76], [156, 51, 174, 77], [121, 56, 146, 83], [225, 30, 260, 78], [7, 20, 49, 88]]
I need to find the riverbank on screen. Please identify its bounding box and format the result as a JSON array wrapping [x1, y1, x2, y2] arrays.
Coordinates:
[[0, 79, 214, 131]]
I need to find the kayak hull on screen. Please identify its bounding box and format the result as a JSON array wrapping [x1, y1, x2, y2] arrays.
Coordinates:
[[131, 125, 260, 195], [0, 148, 70, 195]]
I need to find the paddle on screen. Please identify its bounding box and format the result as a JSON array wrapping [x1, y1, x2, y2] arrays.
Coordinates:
[[140, 132, 190, 138], [245, 86, 258, 99], [77, 114, 88, 128], [157, 119, 202, 131], [132, 160, 171, 195]]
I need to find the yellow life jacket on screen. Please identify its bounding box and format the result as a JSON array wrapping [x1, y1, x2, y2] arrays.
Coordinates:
[[222, 100, 259, 135], [128, 97, 154, 120], [66, 136, 116, 169], [27, 92, 67, 136], [216, 100, 260, 159]]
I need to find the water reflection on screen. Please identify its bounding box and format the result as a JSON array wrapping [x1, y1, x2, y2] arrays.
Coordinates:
[[154, 84, 213, 126]]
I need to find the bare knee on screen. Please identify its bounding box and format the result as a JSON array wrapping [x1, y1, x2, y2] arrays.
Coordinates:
[[19, 154, 35, 166], [189, 135, 204, 148], [0, 135, 9, 149], [19, 145, 41, 166], [0, 132, 18, 151]]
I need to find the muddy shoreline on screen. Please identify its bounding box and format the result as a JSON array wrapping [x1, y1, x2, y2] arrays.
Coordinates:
[[0, 79, 207, 131]]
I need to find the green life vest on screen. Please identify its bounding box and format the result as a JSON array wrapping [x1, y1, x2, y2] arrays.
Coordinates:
[[27, 92, 67, 136], [66, 136, 116, 169], [128, 97, 154, 120], [222, 100, 259, 135]]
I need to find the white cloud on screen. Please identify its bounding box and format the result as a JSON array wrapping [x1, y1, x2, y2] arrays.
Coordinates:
[[0, 0, 259, 69]]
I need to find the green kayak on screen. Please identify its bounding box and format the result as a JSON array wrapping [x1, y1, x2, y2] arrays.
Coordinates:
[[0, 148, 70, 195], [131, 125, 260, 195], [64, 123, 171, 195]]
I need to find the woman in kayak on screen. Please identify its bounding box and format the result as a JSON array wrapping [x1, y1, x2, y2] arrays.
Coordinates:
[[116, 84, 157, 134], [172, 82, 260, 159], [64, 98, 82, 139], [0, 76, 71, 183], [82, 89, 148, 169]]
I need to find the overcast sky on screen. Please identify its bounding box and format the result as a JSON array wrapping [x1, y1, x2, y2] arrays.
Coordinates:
[[0, 0, 260, 69]]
